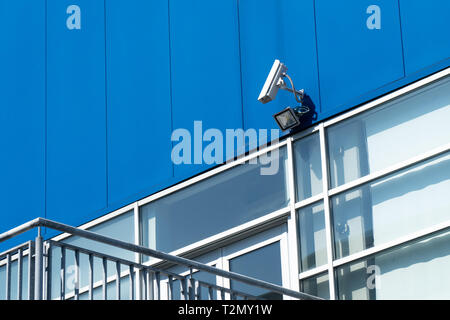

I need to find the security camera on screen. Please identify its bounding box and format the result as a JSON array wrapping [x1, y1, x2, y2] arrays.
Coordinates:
[[258, 59, 287, 104], [258, 59, 305, 104]]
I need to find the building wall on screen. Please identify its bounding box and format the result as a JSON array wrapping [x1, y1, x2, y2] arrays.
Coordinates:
[[0, 0, 449, 234]]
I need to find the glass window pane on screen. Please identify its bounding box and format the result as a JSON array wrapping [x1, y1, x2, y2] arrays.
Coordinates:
[[194, 270, 218, 300], [300, 272, 330, 300], [327, 76, 450, 188], [63, 211, 135, 260], [297, 202, 327, 272], [332, 152, 450, 259], [141, 147, 289, 255], [49, 211, 135, 299], [336, 229, 450, 300], [294, 133, 322, 201], [229, 242, 283, 300], [164, 249, 220, 300], [169, 269, 217, 300], [77, 274, 129, 300]]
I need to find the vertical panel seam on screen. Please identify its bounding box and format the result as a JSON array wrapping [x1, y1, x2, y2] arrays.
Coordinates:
[[236, 0, 245, 132], [44, 0, 48, 223], [104, 0, 109, 207], [313, 0, 323, 114], [397, 0, 407, 77], [168, 0, 175, 178]]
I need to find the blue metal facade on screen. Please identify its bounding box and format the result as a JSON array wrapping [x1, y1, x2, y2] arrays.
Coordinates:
[[0, 0, 449, 238]]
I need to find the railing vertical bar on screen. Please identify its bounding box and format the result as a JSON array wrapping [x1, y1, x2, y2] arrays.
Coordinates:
[[188, 268, 194, 300], [102, 258, 107, 300], [154, 271, 160, 300], [220, 288, 225, 301], [180, 278, 187, 300], [5, 253, 11, 300], [189, 277, 195, 300], [17, 248, 23, 300], [45, 242, 52, 300], [208, 286, 213, 300], [147, 271, 153, 300], [88, 254, 94, 300], [195, 280, 201, 300], [129, 265, 135, 300], [141, 269, 147, 300], [60, 246, 65, 300], [74, 250, 79, 300], [116, 261, 121, 300], [167, 275, 173, 300]]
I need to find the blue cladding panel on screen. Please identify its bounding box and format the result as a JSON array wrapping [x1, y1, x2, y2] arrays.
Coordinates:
[[169, 0, 243, 178], [1, 0, 449, 238], [105, 0, 173, 207], [399, 0, 450, 75], [0, 1, 45, 245], [315, 0, 405, 114], [46, 0, 107, 226], [239, 0, 320, 133]]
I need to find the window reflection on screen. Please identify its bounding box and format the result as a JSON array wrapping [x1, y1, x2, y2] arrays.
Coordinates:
[[328, 77, 450, 188], [332, 152, 450, 259], [300, 272, 330, 300], [336, 230, 450, 300], [294, 134, 322, 201], [229, 242, 283, 300], [297, 202, 327, 272], [141, 148, 289, 255]]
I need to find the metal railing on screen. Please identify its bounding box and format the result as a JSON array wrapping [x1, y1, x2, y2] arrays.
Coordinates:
[[0, 241, 34, 300], [0, 217, 321, 300]]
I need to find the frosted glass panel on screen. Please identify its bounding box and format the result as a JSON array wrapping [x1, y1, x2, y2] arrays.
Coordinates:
[[63, 211, 135, 261], [332, 152, 450, 259], [141, 148, 289, 255], [49, 211, 135, 299], [294, 133, 322, 201], [328, 76, 450, 188], [297, 202, 327, 272], [336, 230, 450, 300]]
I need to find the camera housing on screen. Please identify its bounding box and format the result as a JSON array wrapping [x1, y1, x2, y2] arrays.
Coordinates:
[[258, 59, 287, 104]]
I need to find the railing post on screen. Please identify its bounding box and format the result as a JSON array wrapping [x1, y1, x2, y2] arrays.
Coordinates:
[[34, 227, 43, 300], [45, 242, 52, 300], [28, 241, 35, 300]]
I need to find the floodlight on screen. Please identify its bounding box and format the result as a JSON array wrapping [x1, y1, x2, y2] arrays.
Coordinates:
[[273, 105, 310, 131]]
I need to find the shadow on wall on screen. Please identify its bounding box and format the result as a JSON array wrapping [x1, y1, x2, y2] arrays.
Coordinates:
[[289, 93, 318, 135]]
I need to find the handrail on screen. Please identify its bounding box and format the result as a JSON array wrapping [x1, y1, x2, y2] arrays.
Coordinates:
[[0, 217, 322, 300]]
